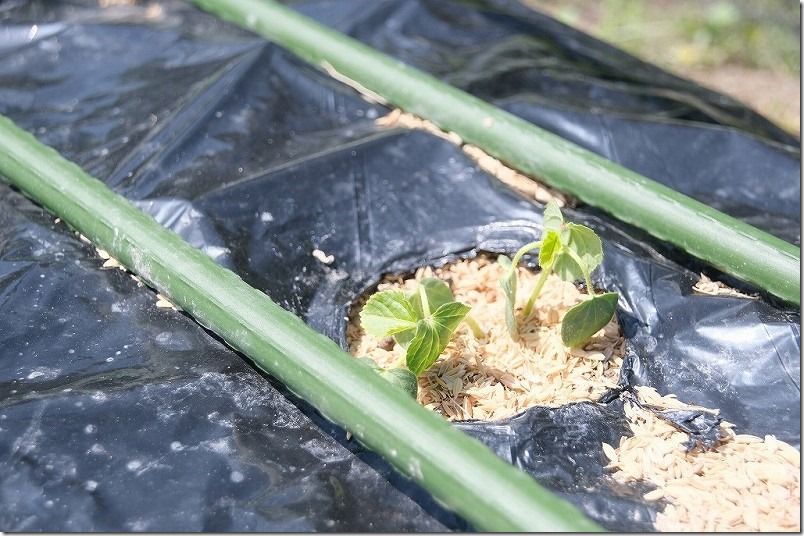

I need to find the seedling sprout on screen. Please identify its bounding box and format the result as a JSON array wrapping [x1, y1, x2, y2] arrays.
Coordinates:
[[499, 200, 618, 347]]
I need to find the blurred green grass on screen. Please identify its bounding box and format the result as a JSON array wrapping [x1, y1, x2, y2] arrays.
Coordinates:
[[524, 0, 801, 135]]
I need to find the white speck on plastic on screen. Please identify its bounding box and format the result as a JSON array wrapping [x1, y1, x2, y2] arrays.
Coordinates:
[[126, 460, 142, 471], [89, 443, 105, 454], [230, 471, 244, 483], [312, 249, 335, 264], [260, 211, 274, 223], [84, 424, 96, 434], [84, 480, 98, 492], [170, 441, 183, 451]]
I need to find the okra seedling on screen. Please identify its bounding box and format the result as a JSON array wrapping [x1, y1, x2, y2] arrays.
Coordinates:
[[499, 200, 618, 347], [359, 278, 482, 397]]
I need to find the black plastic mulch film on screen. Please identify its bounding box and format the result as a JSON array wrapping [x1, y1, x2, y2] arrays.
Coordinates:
[[0, 0, 799, 531]]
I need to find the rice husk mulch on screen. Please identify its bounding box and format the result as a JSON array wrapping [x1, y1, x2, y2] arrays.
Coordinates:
[[347, 255, 624, 421], [347, 256, 800, 531], [604, 386, 800, 532]]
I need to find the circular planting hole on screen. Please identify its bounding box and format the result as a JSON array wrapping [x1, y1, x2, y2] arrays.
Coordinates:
[[347, 254, 624, 421]]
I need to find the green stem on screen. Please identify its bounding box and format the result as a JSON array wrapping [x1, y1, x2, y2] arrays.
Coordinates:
[[512, 240, 543, 267], [418, 284, 431, 317], [463, 314, 486, 339], [564, 247, 597, 297], [186, 0, 799, 305], [523, 264, 552, 318], [0, 115, 601, 532]]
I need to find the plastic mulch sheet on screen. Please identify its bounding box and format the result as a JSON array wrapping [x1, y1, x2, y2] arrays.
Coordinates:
[[0, 0, 799, 531]]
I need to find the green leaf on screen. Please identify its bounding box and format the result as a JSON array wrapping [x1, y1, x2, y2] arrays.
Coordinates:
[[538, 230, 561, 268], [360, 290, 418, 339], [560, 292, 618, 347], [397, 278, 455, 348], [552, 223, 603, 282], [406, 301, 470, 375], [566, 223, 603, 272], [542, 199, 564, 233], [431, 301, 471, 333], [497, 255, 518, 337], [408, 278, 455, 317], [379, 367, 418, 398]]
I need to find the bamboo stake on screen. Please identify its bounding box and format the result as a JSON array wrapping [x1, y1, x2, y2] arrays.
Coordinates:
[[187, 0, 800, 306], [0, 114, 603, 531]]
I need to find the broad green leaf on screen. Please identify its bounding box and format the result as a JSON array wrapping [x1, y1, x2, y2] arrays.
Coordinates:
[[405, 301, 470, 375], [360, 290, 418, 339], [497, 255, 518, 337], [408, 278, 455, 317], [552, 223, 603, 282], [538, 230, 561, 268], [398, 278, 456, 348], [431, 301, 471, 334], [566, 223, 603, 272], [542, 199, 564, 233], [560, 292, 618, 347], [379, 367, 418, 398]]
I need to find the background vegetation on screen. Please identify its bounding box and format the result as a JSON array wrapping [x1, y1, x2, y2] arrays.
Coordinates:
[[524, 0, 801, 135]]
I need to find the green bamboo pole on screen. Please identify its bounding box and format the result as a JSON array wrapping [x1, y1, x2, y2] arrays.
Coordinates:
[[0, 115, 603, 531], [186, 0, 800, 306]]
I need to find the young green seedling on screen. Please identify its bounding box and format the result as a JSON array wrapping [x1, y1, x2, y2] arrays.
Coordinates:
[[499, 199, 618, 347], [359, 278, 482, 397]]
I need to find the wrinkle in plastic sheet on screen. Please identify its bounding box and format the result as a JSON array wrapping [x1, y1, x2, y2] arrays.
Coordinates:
[[0, 0, 800, 532]]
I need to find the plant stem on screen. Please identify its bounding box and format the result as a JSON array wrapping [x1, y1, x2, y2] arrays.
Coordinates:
[[523, 264, 552, 318], [418, 284, 431, 317], [564, 247, 597, 297], [463, 314, 486, 339], [512, 240, 542, 267]]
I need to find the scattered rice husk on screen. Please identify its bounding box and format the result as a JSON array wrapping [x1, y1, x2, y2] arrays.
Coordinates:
[[375, 109, 572, 207], [603, 386, 800, 532], [347, 255, 624, 421], [693, 273, 758, 299]]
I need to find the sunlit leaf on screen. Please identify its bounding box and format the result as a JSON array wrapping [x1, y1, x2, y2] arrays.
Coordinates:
[[405, 301, 470, 375], [538, 230, 561, 268], [552, 223, 603, 282], [360, 290, 418, 339]]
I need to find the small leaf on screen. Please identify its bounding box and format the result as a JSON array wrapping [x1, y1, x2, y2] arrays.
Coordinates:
[[405, 302, 470, 375], [408, 278, 455, 317], [552, 224, 603, 282], [560, 292, 618, 347], [566, 223, 603, 272], [405, 321, 442, 376], [379, 367, 418, 398], [542, 199, 564, 233], [538, 230, 561, 268], [497, 255, 518, 337], [360, 290, 418, 339], [398, 278, 456, 348]]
